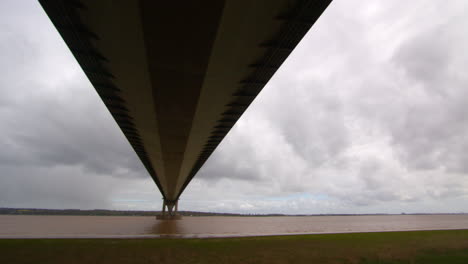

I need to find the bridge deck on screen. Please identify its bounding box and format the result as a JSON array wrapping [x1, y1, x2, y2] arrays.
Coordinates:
[[39, 0, 332, 202]]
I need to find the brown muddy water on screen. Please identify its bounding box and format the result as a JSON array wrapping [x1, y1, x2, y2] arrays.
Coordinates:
[[1, 215, 467, 238]]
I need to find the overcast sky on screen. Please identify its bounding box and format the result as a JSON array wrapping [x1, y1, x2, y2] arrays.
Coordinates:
[[1, 0, 468, 214]]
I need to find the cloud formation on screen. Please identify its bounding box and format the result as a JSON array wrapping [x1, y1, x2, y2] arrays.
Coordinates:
[[1, 0, 468, 213], [189, 0, 468, 213]]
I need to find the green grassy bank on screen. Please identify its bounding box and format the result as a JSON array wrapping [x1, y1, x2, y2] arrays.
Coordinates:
[[1, 230, 467, 263]]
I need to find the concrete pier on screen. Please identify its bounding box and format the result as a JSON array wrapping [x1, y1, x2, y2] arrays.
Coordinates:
[[156, 199, 181, 220]]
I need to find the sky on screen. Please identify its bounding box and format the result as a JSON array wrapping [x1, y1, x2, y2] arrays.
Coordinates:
[[1, 0, 468, 214]]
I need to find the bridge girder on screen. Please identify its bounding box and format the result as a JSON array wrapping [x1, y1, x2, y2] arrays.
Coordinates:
[[39, 0, 332, 201]]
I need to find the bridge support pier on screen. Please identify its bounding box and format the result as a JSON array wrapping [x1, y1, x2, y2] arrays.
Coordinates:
[[156, 199, 181, 220]]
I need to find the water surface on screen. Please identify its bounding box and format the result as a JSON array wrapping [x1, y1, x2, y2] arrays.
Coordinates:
[[1, 215, 467, 238]]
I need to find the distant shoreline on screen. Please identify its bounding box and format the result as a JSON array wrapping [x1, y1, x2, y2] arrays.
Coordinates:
[[1, 208, 466, 217]]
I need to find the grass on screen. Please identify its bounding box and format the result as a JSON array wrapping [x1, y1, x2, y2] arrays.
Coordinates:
[[0, 230, 467, 263]]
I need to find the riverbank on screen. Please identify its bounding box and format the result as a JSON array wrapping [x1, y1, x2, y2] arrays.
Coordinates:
[[1, 230, 467, 263]]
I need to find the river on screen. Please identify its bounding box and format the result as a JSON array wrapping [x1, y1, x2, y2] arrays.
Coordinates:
[[1, 215, 467, 238]]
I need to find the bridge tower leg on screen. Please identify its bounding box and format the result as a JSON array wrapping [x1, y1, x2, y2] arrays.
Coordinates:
[[157, 199, 181, 220]]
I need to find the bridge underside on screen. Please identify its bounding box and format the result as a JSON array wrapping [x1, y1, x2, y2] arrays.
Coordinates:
[[40, 0, 331, 203]]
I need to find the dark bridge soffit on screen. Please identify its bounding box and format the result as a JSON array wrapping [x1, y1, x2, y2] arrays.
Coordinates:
[[39, 0, 332, 201]]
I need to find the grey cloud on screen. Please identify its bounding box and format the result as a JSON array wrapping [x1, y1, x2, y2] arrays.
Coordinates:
[[0, 0, 152, 209], [263, 80, 349, 168], [0, 0, 147, 179], [0, 165, 111, 209], [192, 0, 468, 212], [387, 18, 468, 174], [0, 73, 147, 178]]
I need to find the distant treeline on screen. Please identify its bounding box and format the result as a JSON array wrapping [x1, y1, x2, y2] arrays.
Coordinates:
[[0, 208, 239, 216], [0, 208, 285, 217], [0, 208, 465, 217]]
